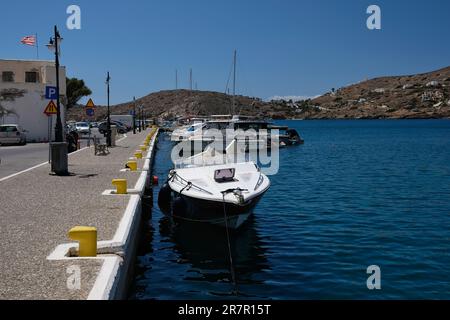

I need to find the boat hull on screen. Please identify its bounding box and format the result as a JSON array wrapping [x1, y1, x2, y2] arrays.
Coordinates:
[[169, 191, 265, 229]]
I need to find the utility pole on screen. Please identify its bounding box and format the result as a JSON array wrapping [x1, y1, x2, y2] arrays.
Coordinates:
[[175, 69, 178, 89], [133, 96, 136, 134], [189, 68, 193, 91], [106, 72, 112, 147]]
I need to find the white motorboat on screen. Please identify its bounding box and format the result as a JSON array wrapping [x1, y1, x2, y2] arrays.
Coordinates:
[[158, 142, 271, 229], [171, 121, 206, 142], [183, 118, 303, 152]]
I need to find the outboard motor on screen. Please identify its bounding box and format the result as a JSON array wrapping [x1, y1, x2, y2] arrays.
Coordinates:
[[158, 183, 172, 214]]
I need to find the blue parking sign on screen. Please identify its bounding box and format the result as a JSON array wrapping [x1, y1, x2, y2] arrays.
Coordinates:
[[86, 108, 95, 117], [45, 86, 58, 100]]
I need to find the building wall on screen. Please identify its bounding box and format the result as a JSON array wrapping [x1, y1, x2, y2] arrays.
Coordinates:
[[0, 59, 66, 142]]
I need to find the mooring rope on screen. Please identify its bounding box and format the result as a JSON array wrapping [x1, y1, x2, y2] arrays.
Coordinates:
[[221, 191, 238, 296]]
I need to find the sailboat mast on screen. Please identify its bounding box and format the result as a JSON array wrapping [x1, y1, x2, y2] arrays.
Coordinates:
[[232, 50, 237, 114]]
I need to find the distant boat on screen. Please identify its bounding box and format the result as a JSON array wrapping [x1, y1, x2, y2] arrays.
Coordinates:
[[169, 50, 304, 149]]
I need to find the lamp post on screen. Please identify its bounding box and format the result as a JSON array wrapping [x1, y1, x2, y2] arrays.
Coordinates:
[[47, 25, 68, 176], [133, 96, 136, 134], [106, 72, 112, 147], [47, 26, 64, 142], [141, 107, 144, 130], [138, 105, 142, 132], [143, 110, 146, 129]]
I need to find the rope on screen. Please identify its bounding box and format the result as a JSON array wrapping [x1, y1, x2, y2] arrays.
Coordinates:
[[222, 191, 238, 296], [179, 181, 192, 195], [170, 171, 213, 195]]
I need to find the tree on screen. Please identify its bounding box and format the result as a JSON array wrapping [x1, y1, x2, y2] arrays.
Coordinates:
[[0, 89, 25, 122], [66, 77, 92, 109]]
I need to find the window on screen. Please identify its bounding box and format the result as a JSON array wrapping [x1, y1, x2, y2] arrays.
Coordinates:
[[25, 72, 39, 83], [2, 71, 14, 82], [214, 168, 236, 183]]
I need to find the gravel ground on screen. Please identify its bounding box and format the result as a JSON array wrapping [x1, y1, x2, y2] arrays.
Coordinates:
[[0, 130, 151, 299]]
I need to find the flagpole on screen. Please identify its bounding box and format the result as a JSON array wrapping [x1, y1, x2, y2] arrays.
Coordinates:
[[35, 33, 39, 60]]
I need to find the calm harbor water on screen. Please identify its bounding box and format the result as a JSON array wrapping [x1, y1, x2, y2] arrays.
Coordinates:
[[130, 120, 450, 300]]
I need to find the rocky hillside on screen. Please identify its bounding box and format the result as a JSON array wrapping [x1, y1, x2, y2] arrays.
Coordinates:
[[67, 66, 450, 121], [303, 66, 450, 119], [67, 90, 297, 121]]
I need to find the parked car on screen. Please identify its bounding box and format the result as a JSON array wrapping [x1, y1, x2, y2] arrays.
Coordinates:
[[0, 124, 27, 145], [98, 121, 127, 134], [75, 122, 90, 134], [110, 115, 133, 131]]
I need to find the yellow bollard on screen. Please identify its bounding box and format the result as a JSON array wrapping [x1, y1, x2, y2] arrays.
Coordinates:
[[140, 145, 147, 152], [126, 160, 137, 171], [134, 151, 142, 159], [112, 179, 127, 194], [68, 226, 97, 257]]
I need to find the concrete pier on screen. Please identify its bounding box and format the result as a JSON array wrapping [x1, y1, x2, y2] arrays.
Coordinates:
[[0, 128, 158, 299]]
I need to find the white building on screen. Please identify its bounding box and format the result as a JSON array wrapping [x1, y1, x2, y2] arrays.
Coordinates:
[[426, 81, 439, 87], [0, 59, 66, 142]]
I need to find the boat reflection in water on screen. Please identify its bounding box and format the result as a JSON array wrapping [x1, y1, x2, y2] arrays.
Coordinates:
[[157, 215, 271, 298]]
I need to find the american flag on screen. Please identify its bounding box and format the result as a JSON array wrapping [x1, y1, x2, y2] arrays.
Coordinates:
[[21, 35, 36, 46]]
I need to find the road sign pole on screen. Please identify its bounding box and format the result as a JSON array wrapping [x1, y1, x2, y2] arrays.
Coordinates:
[[48, 116, 50, 163], [88, 120, 91, 147], [48, 116, 53, 163]]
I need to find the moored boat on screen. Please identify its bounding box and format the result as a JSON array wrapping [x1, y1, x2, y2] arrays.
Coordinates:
[[158, 148, 270, 229]]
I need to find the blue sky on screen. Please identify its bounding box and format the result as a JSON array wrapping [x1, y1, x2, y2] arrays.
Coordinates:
[[2, 0, 450, 105]]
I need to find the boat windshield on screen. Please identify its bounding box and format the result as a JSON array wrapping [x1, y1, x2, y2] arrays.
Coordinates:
[[233, 121, 271, 131], [187, 123, 205, 132]]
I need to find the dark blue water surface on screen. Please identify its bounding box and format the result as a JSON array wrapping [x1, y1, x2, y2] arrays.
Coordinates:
[[130, 120, 450, 300]]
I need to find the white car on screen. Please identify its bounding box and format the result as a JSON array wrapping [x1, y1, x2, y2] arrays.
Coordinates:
[[0, 124, 27, 145], [75, 122, 90, 134]]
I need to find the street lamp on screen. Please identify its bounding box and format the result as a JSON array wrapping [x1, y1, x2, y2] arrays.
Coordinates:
[[143, 109, 146, 129], [133, 97, 136, 134], [47, 25, 68, 176], [138, 105, 142, 132], [106, 72, 112, 147], [46, 26, 64, 142], [140, 107, 144, 130]]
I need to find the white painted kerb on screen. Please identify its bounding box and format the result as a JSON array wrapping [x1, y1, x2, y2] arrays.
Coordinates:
[[46, 129, 159, 300]]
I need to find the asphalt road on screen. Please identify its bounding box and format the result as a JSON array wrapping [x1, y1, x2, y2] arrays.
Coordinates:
[[0, 143, 51, 179], [0, 137, 95, 180], [0, 129, 118, 180]]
